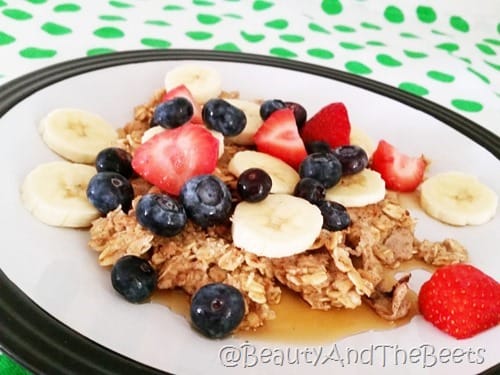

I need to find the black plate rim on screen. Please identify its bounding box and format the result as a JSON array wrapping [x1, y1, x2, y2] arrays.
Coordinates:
[[0, 49, 498, 375]]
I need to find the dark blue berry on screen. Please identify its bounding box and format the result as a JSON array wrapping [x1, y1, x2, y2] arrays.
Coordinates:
[[136, 193, 187, 237], [299, 152, 342, 188], [305, 140, 332, 155], [259, 99, 286, 120], [237, 168, 272, 202], [151, 97, 193, 128], [86, 172, 134, 214], [293, 177, 325, 205], [331, 145, 369, 175], [318, 201, 351, 231], [180, 175, 232, 228], [190, 283, 245, 338], [95, 147, 133, 178], [111, 255, 157, 303], [285, 101, 307, 129], [202, 99, 246, 136]]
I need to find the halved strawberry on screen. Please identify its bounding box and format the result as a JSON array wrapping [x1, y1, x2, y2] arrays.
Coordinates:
[[419, 263, 500, 339], [161, 84, 203, 124], [131, 123, 218, 195], [253, 108, 307, 170], [371, 140, 426, 192], [300, 102, 351, 148]]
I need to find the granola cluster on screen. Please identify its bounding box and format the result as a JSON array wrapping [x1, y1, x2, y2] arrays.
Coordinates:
[[88, 91, 468, 331]]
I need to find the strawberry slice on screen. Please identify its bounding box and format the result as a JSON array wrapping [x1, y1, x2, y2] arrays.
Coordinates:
[[161, 85, 203, 124], [253, 108, 307, 170], [370, 140, 426, 192], [419, 263, 500, 339], [132, 123, 218, 195], [300, 102, 351, 148]]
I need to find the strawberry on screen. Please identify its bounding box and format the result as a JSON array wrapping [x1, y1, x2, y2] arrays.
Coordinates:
[[253, 108, 307, 170], [300, 102, 351, 148], [418, 263, 500, 339], [161, 85, 203, 124], [131, 123, 218, 195], [370, 140, 426, 192]]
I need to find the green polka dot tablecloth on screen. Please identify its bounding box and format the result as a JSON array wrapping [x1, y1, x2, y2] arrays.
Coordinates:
[[0, 0, 498, 372], [0, 0, 499, 135]]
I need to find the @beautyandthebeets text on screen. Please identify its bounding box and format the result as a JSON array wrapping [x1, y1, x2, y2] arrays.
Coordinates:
[[219, 343, 486, 368]]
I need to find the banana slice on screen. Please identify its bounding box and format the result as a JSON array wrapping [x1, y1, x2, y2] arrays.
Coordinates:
[[420, 171, 498, 226], [141, 126, 225, 159], [325, 168, 386, 207], [225, 99, 263, 145], [228, 150, 300, 194], [209, 129, 225, 159], [141, 126, 165, 143], [232, 194, 323, 258], [349, 126, 376, 157], [40, 108, 118, 164], [21, 161, 100, 228], [164, 64, 222, 104]]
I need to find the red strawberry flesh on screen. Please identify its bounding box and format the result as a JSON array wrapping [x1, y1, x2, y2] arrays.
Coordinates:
[[131, 123, 218, 195], [161, 84, 203, 124], [253, 108, 307, 170], [300, 102, 351, 148], [371, 139, 425, 192], [418, 264, 500, 339]]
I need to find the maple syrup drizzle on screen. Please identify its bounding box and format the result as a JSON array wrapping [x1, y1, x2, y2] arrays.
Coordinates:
[[151, 259, 434, 343]]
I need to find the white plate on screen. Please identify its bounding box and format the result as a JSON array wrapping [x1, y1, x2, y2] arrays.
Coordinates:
[[0, 50, 498, 375]]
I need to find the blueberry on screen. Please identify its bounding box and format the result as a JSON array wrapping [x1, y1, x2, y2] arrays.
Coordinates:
[[318, 201, 351, 231], [111, 255, 157, 303], [305, 140, 332, 155], [259, 99, 286, 120], [202, 99, 246, 136], [136, 193, 187, 237], [151, 97, 193, 128], [299, 152, 342, 189], [190, 283, 245, 339], [293, 177, 326, 205], [237, 168, 272, 202], [180, 175, 232, 228], [95, 147, 133, 178], [285, 101, 307, 129], [86, 172, 134, 214], [331, 145, 369, 175]]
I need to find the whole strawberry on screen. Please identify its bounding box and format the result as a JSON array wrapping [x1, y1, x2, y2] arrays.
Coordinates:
[[418, 263, 500, 339]]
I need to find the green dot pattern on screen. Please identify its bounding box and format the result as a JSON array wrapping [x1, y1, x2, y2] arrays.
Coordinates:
[[53, 3, 81, 12], [265, 19, 288, 30], [399, 82, 429, 96], [450, 16, 469, 32], [307, 48, 334, 59], [377, 54, 402, 67], [253, 1, 273, 11], [427, 70, 455, 82], [2, 8, 33, 20], [197, 14, 221, 25], [93, 27, 124, 38], [308, 22, 330, 34], [141, 38, 171, 48], [416, 6, 437, 23], [451, 99, 483, 112], [384, 6, 404, 23], [321, 0, 343, 15], [345, 61, 372, 75], [41, 22, 72, 36], [0, 1, 497, 133], [186, 31, 213, 40]]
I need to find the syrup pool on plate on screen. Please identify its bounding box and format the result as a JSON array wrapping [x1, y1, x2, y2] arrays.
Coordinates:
[[152, 259, 433, 344]]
